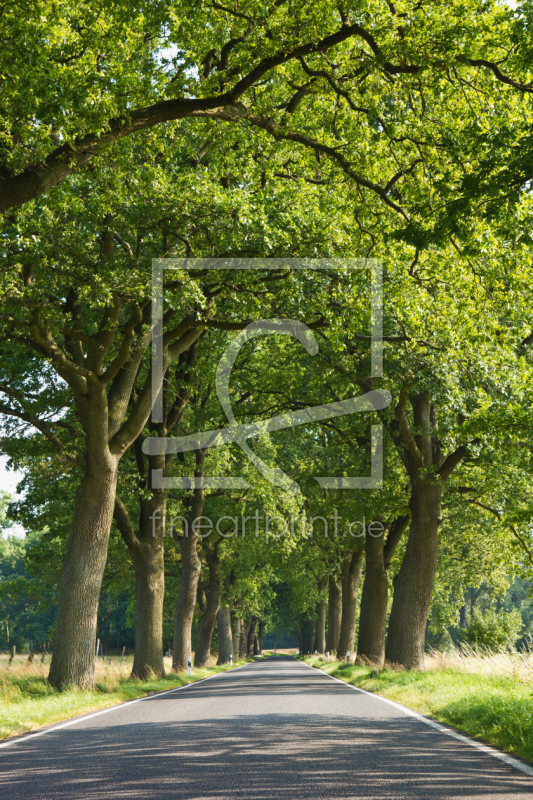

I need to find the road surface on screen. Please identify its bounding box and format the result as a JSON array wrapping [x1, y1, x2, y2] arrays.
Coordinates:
[[1, 657, 532, 799]]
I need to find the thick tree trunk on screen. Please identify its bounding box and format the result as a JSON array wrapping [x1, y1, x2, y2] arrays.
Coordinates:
[[357, 528, 388, 667], [326, 576, 342, 653], [357, 515, 410, 667], [386, 481, 442, 668], [48, 458, 118, 689], [217, 605, 233, 664], [247, 616, 258, 656], [172, 455, 205, 671], [123, 482, 167, 680], [113, 455, 167, 680], [338, 549, 364, 660], [131, 538, 165, 679], [380, 392, 466, 669], [194, 545, 222, 667], [315, 583, 327, 654], [173, 530, 201, 671]]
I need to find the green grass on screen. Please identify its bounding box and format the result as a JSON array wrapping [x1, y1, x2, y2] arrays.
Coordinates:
[[0, 654, 247, 740], [302, 656, 533, 764]]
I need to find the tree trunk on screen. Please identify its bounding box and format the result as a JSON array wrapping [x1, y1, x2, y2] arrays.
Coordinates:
[[326, 576, 342, 653], [386, 481, 442, 668], [338, 549, 364, 660], [48, 458, 118, 689], [357, 528, 388, 667], [172, 455, 205, 671], [114, 479, 168, 680], [258, 620, 265, 653], [194, 544, 222, 667], [247, 616, 258, 656], [231, 614, 241, 658], [130, 540, 165, 678], [172, 530, 201, 671], [315, 580, 327, 653], [381, 392, 467, 669], [217, 605, 233, 664], [357, 515, 410, 667], [114, 460, 167, 680], [309, 616, 316, 654], [300, 617, 315, 654], [239, 617, 250, 658]]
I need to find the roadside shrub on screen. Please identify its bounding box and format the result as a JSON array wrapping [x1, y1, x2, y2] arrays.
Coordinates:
[[462, 608, 523, 652]]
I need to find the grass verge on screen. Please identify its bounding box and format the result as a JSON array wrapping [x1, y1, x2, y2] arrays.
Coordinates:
[[301, 656, 533, 764], [0, 654, 248, 740]]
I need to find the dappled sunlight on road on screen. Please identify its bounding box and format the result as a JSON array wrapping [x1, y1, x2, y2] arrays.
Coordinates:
[[0, 659, 531, 800]]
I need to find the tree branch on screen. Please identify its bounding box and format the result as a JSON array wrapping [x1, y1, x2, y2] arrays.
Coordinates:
[[99, 304, 144, 384], [224, 107, 411, 219], [468, 499, 533, 569], [350, 332, 442, 350], [438, 445, 469, 481], [110, 326, 204, 455], [0, 399, 83, 468], [383, 513, 410, 568], [113, 232, 134, 258], [465, 58, 533, 93], [113, 496, 139, 551], [394, 391, 424, 465], [0, 19, 408, 212]]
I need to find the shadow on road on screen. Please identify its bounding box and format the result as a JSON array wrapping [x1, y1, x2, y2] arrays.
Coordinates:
[[1, 661, 532, 800]]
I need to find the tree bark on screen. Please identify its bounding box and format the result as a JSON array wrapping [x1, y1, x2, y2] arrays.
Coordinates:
[[247, 616, 258, 656], [130, 532, 165, 679], [48, 456, 118, 689], [378, 391, 468, 669], [308, 616, 316, 654], [258, 620, 265, 653], [357, 515, 410, 667], [231, 614, 241, 658], [217, 605, 233, 664], [338, 549, 364, 660], [194, 543, 222, 667], [173, 454, 205, 671], [239, 617, 250, 658], [172, 530, 201, 671], [386, 480, 442, 668], [114, 471, 167, 680], [326, 576, 342, 653], [315, 580, 327, 653]]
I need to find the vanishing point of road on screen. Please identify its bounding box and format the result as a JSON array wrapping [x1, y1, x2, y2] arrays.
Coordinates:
[[1, 657, 532, 799]]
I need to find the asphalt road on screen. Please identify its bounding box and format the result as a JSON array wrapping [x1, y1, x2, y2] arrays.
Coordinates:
[[1, 657, 532, 799]]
